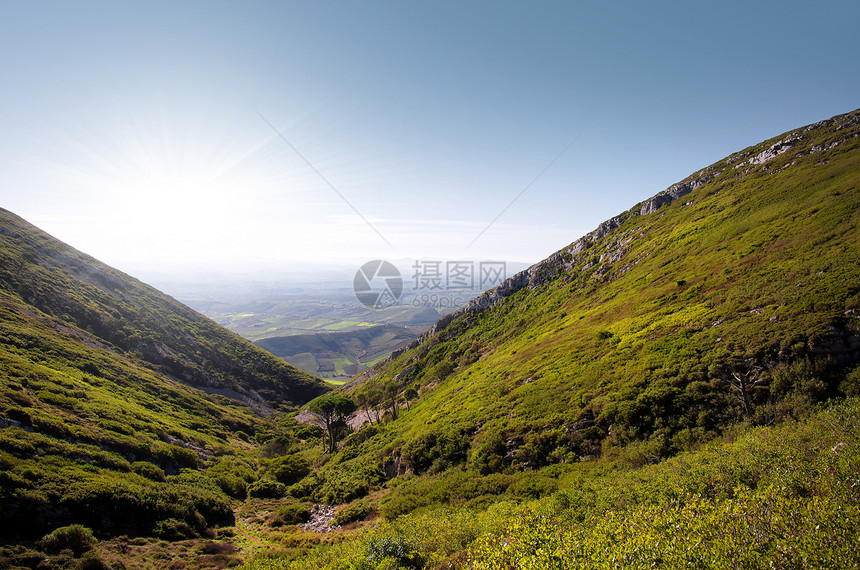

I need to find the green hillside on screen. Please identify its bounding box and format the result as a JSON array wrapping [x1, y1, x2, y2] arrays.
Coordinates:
[[236, 109, 860, 568], [0, 208, 328, 412], [1, 108, 859, 568], [349, 107, 860, 463], [0, 212, 329, 550]]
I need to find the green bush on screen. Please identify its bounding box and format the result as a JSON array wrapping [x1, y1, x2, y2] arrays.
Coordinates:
[[506, 475, 557, 499], [131, 461, 166, 482], [270, 502, 312, 527], [248, 479, 287, 499], [401, 428, 469, 475], [840, 365, 860, 396], [266, 454, 310, 486], [214, 473, 248, 499], [366, 535, 423, 569], [312, 460, 383, 504], [153, 518, 197, 541], [37, 524, 96, 556], [334, 499, 372, 525], [77, 550, 112, 569]]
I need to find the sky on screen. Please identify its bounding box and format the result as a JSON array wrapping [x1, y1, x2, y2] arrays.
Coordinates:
[[1, 0, 858, 279]]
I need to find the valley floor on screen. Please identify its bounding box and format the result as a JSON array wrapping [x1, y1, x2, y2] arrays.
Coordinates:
[[42, 396, 845, 570]]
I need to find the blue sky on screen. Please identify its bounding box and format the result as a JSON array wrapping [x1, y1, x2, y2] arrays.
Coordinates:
[[1, 0, 858, 275]]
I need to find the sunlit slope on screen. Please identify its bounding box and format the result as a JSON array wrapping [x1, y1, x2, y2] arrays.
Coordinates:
[[0, 208, 329, 411], [0, 210, 330, 538], [352, 109, 860, 464], [0, 286, 263, 536]]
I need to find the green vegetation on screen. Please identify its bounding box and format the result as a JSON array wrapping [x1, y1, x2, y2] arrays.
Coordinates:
[[0, 207, 328, 410], [344, 109, 860, 488], [1, 109, 859, 568], [37, 524, 97, 556], [237, 108, 860, 567], [0, 206, 328, 558], [239, 397, 860, 569]]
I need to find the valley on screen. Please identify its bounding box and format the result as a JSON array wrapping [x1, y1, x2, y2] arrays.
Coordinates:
[[0, 109, 858, 569]]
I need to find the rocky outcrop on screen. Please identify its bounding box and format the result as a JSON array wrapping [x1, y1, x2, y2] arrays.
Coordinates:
[[746, 135, 804, 166], [300, 504, 340, 533], [639, 174, 714, 215]]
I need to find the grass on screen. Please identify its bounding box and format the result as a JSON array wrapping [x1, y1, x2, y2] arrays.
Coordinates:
[[230, 108, 860, 566], [235, 397, 860, 569], [0, 207, 329, 542], [1, 109, 859, 568]]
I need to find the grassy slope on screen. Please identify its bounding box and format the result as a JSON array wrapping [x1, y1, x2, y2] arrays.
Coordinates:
[[237, 109, 860, 567], [0, 211, 330, 542], [0, 208, 329, 411], [348, 108, 860, 467], [245, 396, 860, 569]]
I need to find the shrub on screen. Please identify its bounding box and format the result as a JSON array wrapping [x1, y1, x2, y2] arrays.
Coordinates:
[[153, 518, 197, 541], [506, 476, 557, 499], [270, 502, 312, 527], [201, 541, 238, 555], [131, 461, 166, 482], [248, 479, 287, 499], [402, 429, 469, 475], [37, 524, 97, 556], [334, 499, 372, 525], [840, 365, 860, 397], [311, 460, 383, 504], [214, 473, 248, 499], [77, 550, 111, 569], [366, 534, 423, 569], [267, 454, 310, 486]]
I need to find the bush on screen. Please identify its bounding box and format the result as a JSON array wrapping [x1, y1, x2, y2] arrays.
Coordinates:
[[153, 518, 197, 541], [77, 550, 112, 569], [312, 460, 383, 504], [248, 479, 287, 499], [37, 524, 97, 556], [840, 365, 860, 397], [267, 454, 310, 486], [401, 429, 469, 475], [131, 461, 166, 482], [334, 499, 372, 525], [506, 476, 557, 499], [270, 502, 312, 527], [214, 473, 248, 499], [366, 535, 423, 569]]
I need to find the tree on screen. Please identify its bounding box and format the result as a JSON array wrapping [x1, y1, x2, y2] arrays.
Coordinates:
[[403, 387, 418, 410], [308, 395, 358, 453], [728, 366, 766, 418], [716, 357, 767, 418], [385, 382, 401, 421], [356, 389, 382, 425]]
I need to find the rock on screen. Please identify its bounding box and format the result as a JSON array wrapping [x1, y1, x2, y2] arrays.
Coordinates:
[[300, 504, 340, 533], [747, 135, 804, 166]]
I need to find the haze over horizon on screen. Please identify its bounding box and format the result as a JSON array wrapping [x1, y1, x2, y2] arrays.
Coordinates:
[[2, 1, 858, 279]]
